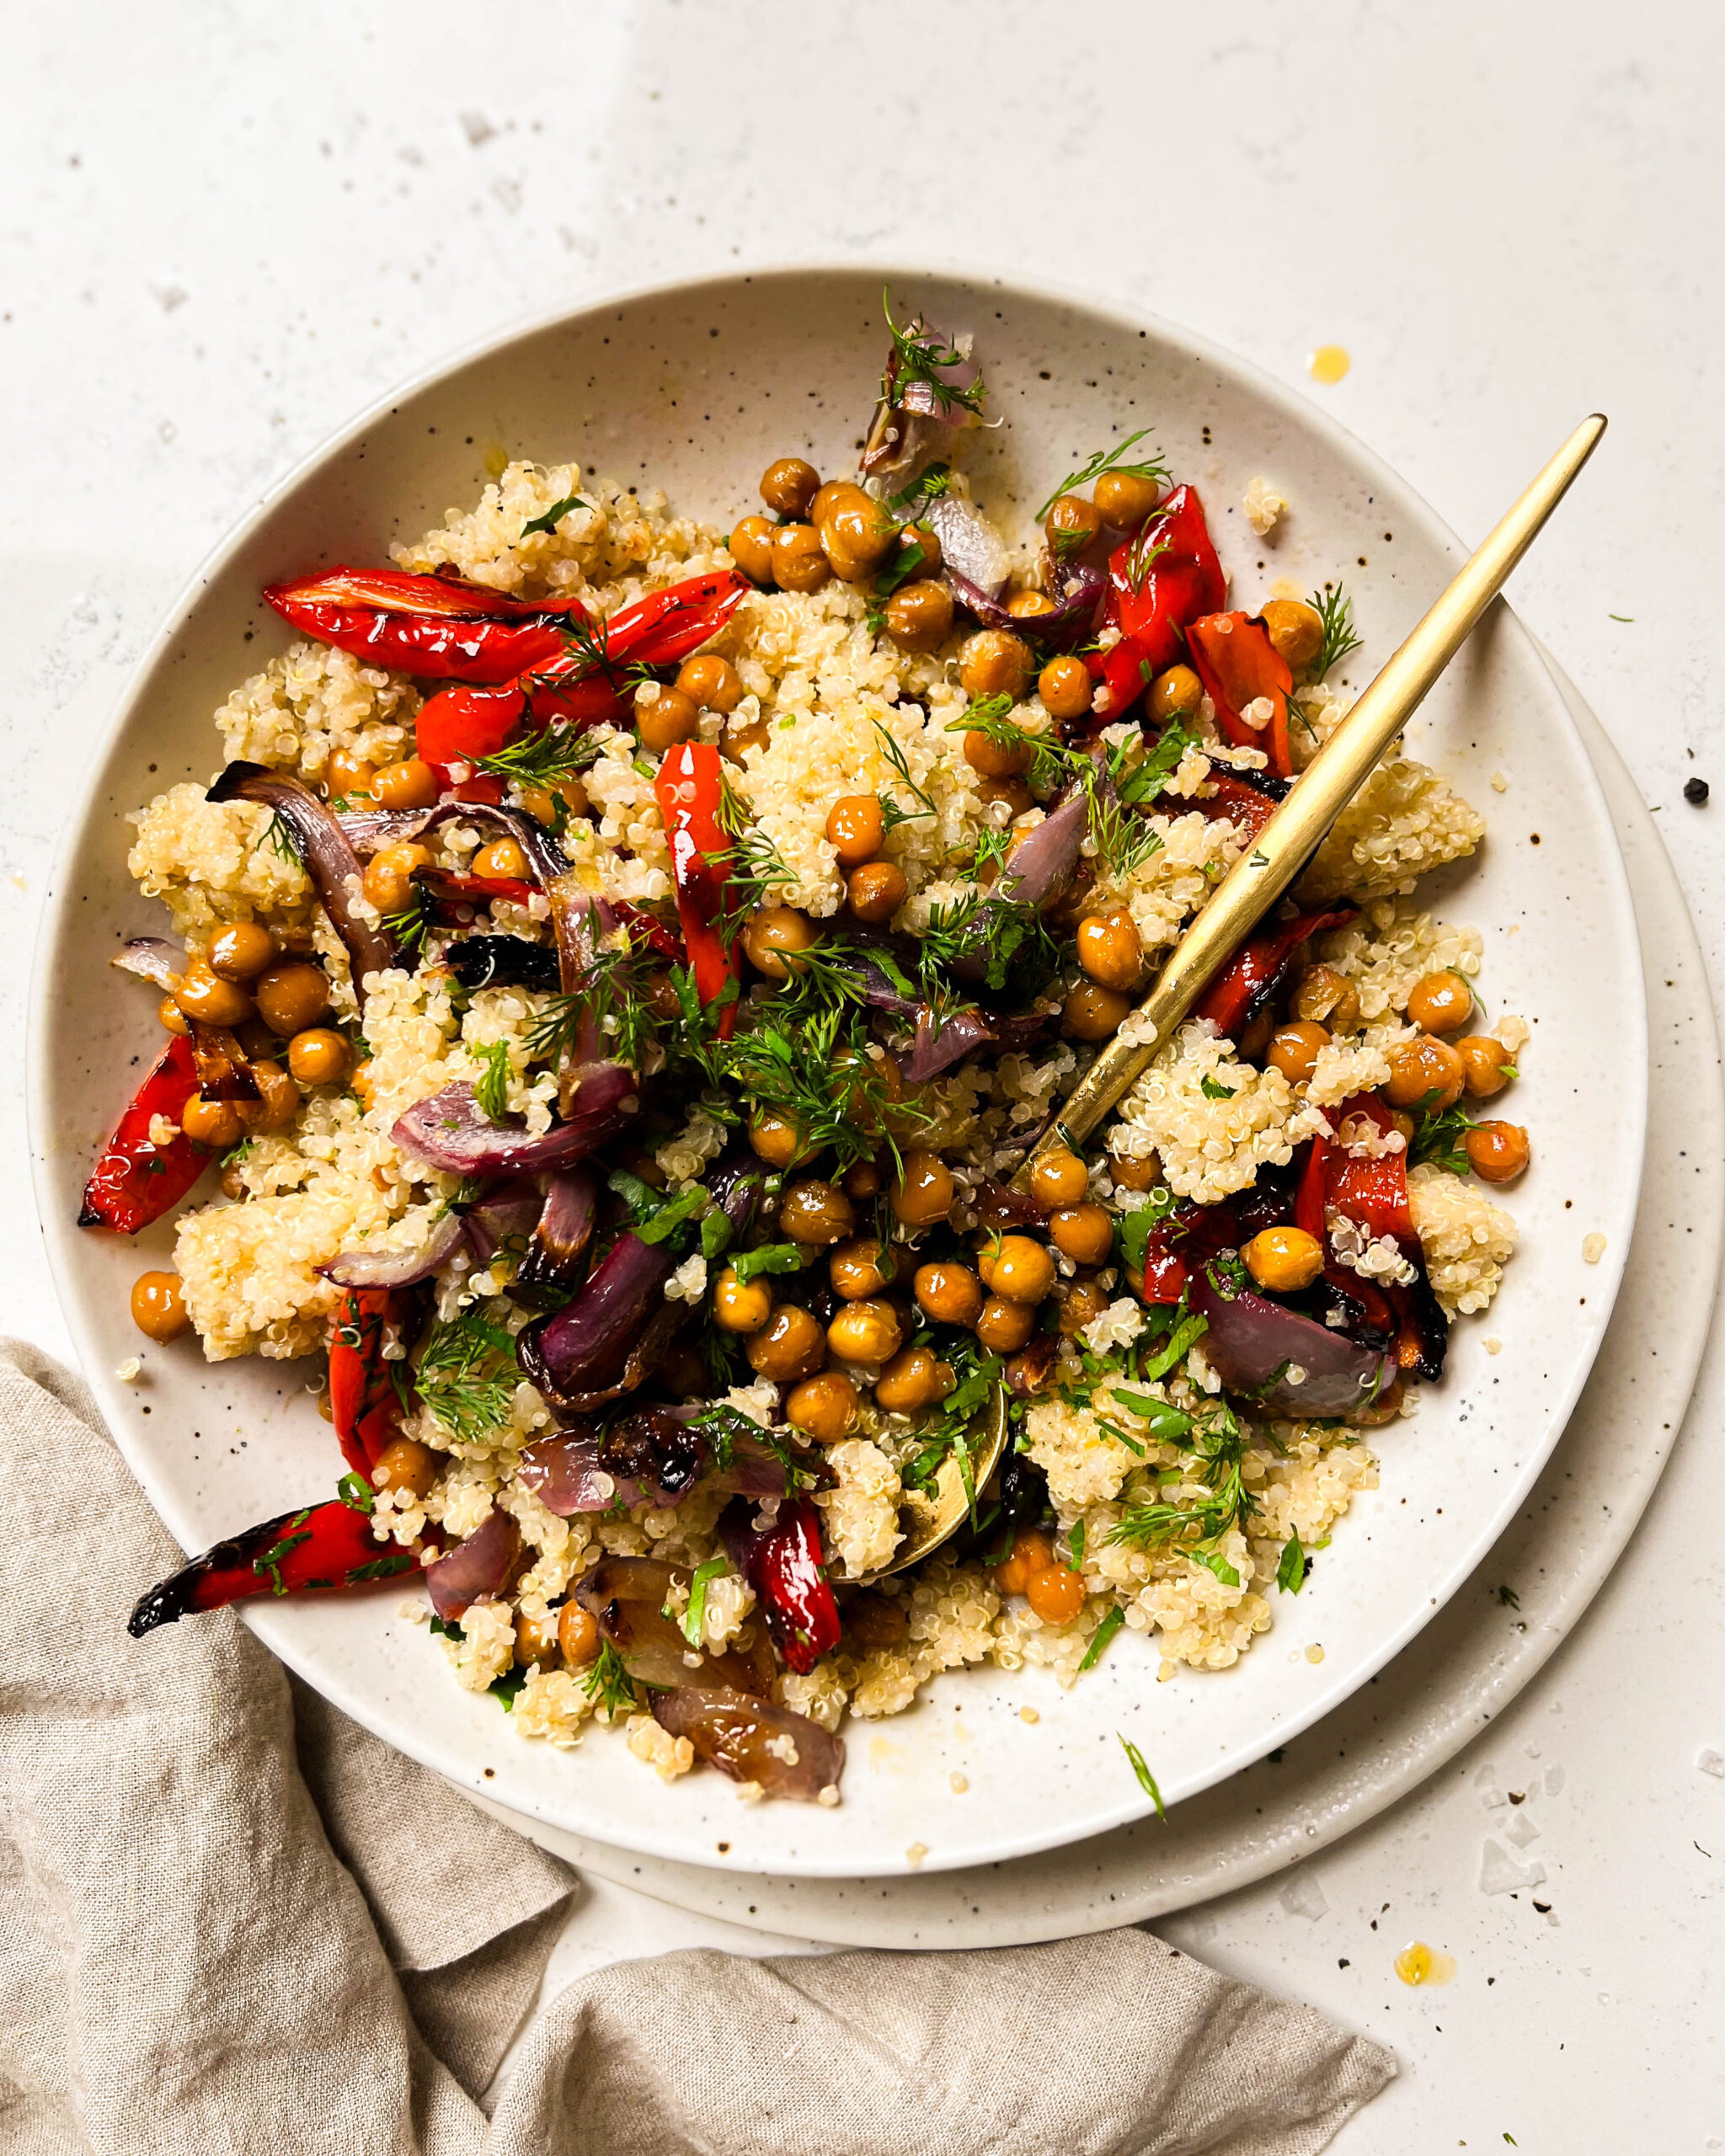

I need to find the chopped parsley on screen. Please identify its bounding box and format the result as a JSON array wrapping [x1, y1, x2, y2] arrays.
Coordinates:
[[729, 1241, 805, 1284], [519, 490, 592, 538], [1077, 1606, 1125, 1673], [1119, 1734, 1167, 1819], [679, 1557, 729, 1648], [1199, 1075, 1237, 1101]]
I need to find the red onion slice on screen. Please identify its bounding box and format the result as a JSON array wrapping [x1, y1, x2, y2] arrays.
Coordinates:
[[570, 1556, 770, 1695], [927, 491, 1011, 600], [425, 1508, 521, 1620], [947, 559, 1106, 648], [320, 1209, 466, 1289], [1187, 1267, 1396, 1418], [112, 937, 184, 989], [515, 1231, 676, 1410], [651, 1687, 845, 1802], [517, 1165, 598, 1289], [391, 1066, 634, 1177]]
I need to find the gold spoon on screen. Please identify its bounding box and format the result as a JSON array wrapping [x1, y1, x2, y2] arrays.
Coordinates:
[[868, 414, 1607, 1581]]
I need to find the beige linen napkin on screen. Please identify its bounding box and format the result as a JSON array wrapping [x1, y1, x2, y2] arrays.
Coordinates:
[[0, 1339, 1393, 2154]]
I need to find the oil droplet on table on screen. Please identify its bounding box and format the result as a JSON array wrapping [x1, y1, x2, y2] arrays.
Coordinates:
[[1394, 1940, 1456, 1986], [1308, 344, 1351, 386]]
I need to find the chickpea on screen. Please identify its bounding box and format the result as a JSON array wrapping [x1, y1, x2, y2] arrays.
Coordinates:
[[749, 1110, 813, 1170], [785, 1370, 860, 1444], [370, 756, 440, 810], [959, 629, 1035, 703], [994, 1527, 1055, 1595], [1259, 598, 1327, 671], [778, 1179, 856, 1247], [900, 522, 943, 577], [820, 493, 898, 574], [635, 685, 701, 752], [742, 903, 818, 981], [1076, 910, 1144, 992], [1062, 981, 1133, 1042], [771, 523, 831, 593], [1038, 655, 1094, 722], [1059, 1277, 1110, 1337], [747, 1305, 827, 1384], [1049, 1204, 1114, 1267], [978, 776, 1035, 819], [914, 1259, 985, 1328], [1466, 1121, 1531, 1184], [326, 748, 377, 801], [1092, 469, 1163, 530], [975, 1296, 1038, 1353], [963, 721, 1034, 781], [722, 714, 772, 768], [825, 794, 885, 868], [371, 1435, 439, 1499], [980, 1234, 1057, 1305], [827, 1298, 903, 1365], [181, 1094, 244, 1150], [846, 860, 908, 925], [1455, 1034, 1514, 1099], [362, 841, 432, 913], [519, 775, 590, 826], [558, 1601, 601, 1668], [1386, 1034, 1466, 1112], [830, 1045, 901, 1131], [1007, 590, 1058, 622], [1108, 1151, 1161, 1193], [1243, 1225, 1325, 1294], [1293, 963, 1361, 1034], [761, 456, 820, 518], [1148, 664, 1204, 723], [830, 1236, 893, 1300], [883, 579, 954, 652], [173, 960, 255, 1030], [809, 480, 863, 524], [873, 1344, 953, 1416], [351, 1059, 376, 1112], [1406, 969, 1474, 1035], [130, 1270, 190, 1343], [1044, 493, 1103, 557], [473, 835, 530, 883], [891, 1150, 955, 1229], [515, 1606, 562, 1670], [844, 1158, 883, 1201], [712, 1267, 774, 1334], [158, 994, 190, 1036], [676, 654, 745, 713], [729, 513, 777, 584], [845, 1589, 909, 1652], [1267, 1020, 1330, 1086], [206, 921, 276, 984], [1029, 1146, 1089, 1210], [1025, 1561, 1087, 1625], [287, 1027, 351, 1087], [243, 1059, 301, 1134]]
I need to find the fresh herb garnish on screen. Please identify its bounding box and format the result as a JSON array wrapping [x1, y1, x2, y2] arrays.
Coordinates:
[[520, 490, 592, 539], [886, 460, 953, 516], [881, 289, 985, 419], [580, 1639, 638, 1717], [336, 1471, 375, 1516], [477, 722, 602, 789], [870, 719, 938, 834], [679, 1556, 729, 1648], [526, 933, 657, 1075], [1277, 1534, 1308, 1593], [1410, 1100, 1480, 1176], [473, 1039, 514, 1123], [1309, 583, 1363, 678], [414, 1309, 521, 1446], [1108, 1393, 1253, 1576], [1119, 1734, 1167, 1819], [382, 882, 437, 958], [730, 1242, 804, 1284], [1199, 1075, 1237, 1101], [865, 531, 936, 633], [1034, 430, 1169, 524], [1077, 1605, 1124, 1673], [258, 813, 306, 869]]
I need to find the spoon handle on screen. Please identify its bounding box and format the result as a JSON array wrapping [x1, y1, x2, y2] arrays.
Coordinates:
[[1033, 412, 1608, 1161]]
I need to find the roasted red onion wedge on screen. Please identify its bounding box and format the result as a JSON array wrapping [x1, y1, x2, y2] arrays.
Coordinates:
[[569, 1556, 766, 1695], [188, 1022, 261, 1104], [391, 1067, 634, 1177], [1187, 1267, 1396, 1420], [319, 1209, 466, 1289], [518, 1165, 599, 1289], [515, 1231, 676, 1412], [651, 1687, 845, 1803], [425, 1508, 522, 1620], [111, 937, 184, 989]]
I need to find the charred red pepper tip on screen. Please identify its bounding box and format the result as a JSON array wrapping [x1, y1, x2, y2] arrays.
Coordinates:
[[1194, 909, 1356, 1041], [1187, 611, 1298, 778], [654, 740, 740, 1038], [78, 1033, 211, 1235], [328, 1287, 410, 1479], [128, 1489, 413, 1636], [264, 568, 577, 686], [726, 1495, 841, 1676]]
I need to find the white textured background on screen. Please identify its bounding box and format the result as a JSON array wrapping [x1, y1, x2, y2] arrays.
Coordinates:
[[4, 4, 1722, 2144]]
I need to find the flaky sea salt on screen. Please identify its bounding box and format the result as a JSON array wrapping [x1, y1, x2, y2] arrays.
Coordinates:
[[1479, 1840, 1546, 1894]]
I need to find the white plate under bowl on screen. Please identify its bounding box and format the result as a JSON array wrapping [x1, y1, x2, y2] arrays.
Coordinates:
[[29, 266, 1645, 1880]]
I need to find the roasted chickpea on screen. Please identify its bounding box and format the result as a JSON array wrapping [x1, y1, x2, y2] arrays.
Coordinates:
[[1107, 1151, 1161, 1193], [1059, 1278, 1110, 1337], [131, 1270, 189, 1342], [1049, 1204, 1114, 1267], [1093, 469, 1162, 530], [558, 1601, 601, 1668], [514, 1605, 562, 1670], [778, 1179, 856, 1247], [891, 1150, 955, 1229], [1267, 1020, 1330, 1086], [158, 994, 190, 1036], [1386, 1034, 1466, 1112], [1025, 1561, 1087, 1625], [846, 860, 908, 925], [1029, 1146, 1089, 1210], [827, 1298, 903, 1365], [825, 793, 885, 867], [749, 1110, 813, 1170], [712, 1266, 774, 1334], [1044, 493, 1103, 557], [809, 479, 863, 524], [830, 1236, 893, 1300], [287, 1027, 350, 1087], [326, 748, 377, 801], [1455, 1034, 1514, 1099], [1062, 981, 1133, 1041], [820, 492, 899, 574], [473, 835, 530, 883], [361, 841, 432, 914], [747, 1305, 827, 1384], [977, 776, 1034, 819], [975, 1296, 1038, 1353], [785, 1370, 859, 1444], [959, 629, 1034, 702], [676, 653, 745, 713], [771, 522, 831, 592], [1406, 969, 1474, 1035], [243, 1059, 301, 1134], [635, 684, 701, 752], [844, 1158, 883, 1201], [1293, 963, 1361, 1033], [1148, 664, 1204, 723], [900, 521, 943, 577], [1038, 655, 1093, 722], [913, 1258, 984, 1327], [1076, 909, 1144, 992], [371, 1435, 439, 1499], [206, 921, 276, 984], [1260, 598, 1327, 671], [742, 904, 818, 980], [883, 579, 954, 652], [994, 1527, 1055, 1595], [873, 1344, 953, 1416], [729, 512, 777, 584], [370, 756, 440, 810], [829, 1045, 902, 1131], [173, 959, 255, 1030], [761, 456, 820, 518], [980, 1233, 1057, 1305], [181, 1094, 244, 1150], [963, 720, 1034, 780], [1466, 1121, 1531, 1184], [1007, 590, 1058, 622], [844, 1589, 909, 1652], [1243, 1225, 1326, 1294]]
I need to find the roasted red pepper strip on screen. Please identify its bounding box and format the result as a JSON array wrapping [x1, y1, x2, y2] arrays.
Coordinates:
[[1089, 485, 1226, 726], [734, 1496, 841, 1675], [264, 568, 574, 685], [654, 741, 740, 1036], [127, 1490, 414, 1635], [1186, 612, 1298, 777], [611, 899, 686, 962], [414, 867, 541, 918], [328, 1289, 409, 1478], [416, 676, 624, 769], [1194, 909, 1355, 1039], [78, 1033, 211, 1234], [1322, 1094, 1416, 1243], [1187, 768, 1289, 844]]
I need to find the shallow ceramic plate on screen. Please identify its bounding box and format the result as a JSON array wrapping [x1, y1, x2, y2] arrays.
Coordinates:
[[29, 266, 1645, 1879]]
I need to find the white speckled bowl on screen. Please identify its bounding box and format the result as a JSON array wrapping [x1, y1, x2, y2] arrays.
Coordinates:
[[29, 266, 1644, 1879]]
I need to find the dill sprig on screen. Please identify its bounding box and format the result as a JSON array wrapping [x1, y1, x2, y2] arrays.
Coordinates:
[[556, 606, 654, 690], [1034, 430, 1170, 523], [580, 1640, 638, 1717], [870, 719, 938, 835], [886, 461, 953, 517], [257, 813, 306, 869], [525, 936, 658, 1073], [702, 1005, 919, 1173], [1308, 583, 1363, 678], [1409, 1098, 1480, 1177], [476, 723, 602, 788], [1122, 527, 1172, 593], [1107, 1395, 1256, 1586], [414, 1308, 521, 1447], [881, 288, 985, 418], [382, 882, 437, 959], [473, 1039, 513, 1123], [916, 886, 1063, 999]]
